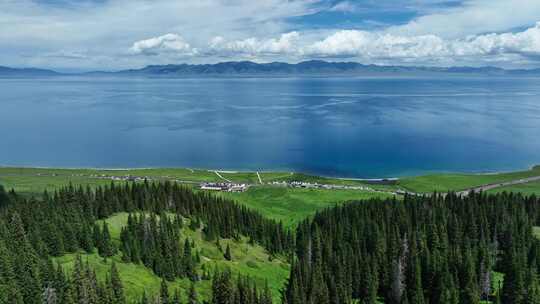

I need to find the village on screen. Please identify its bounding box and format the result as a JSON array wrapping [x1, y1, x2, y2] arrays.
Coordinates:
[[35, 171, 400, 195]]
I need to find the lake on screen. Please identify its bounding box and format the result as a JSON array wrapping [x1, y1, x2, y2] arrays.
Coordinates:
[[1, 76, 540, 178]]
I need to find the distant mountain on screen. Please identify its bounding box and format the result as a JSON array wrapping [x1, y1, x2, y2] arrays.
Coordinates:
[[0, 66, 60, 77], [105, 60, 540, 76], [2, 61, 540, 77]]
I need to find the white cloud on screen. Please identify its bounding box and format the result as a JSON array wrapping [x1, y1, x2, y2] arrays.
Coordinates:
[[177, 22, 540, 66], [2, 0, 540, 69], [208, 32, 300, 57], [391, 0, 540, 38], [302, 23, 540, 62], [0, 0, 319, 69], [304, 30, 449, 59], [460, 23, 540, 57], [130, 34, 196, 56]]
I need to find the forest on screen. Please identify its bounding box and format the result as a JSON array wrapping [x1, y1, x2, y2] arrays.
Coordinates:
[[1, 181, 540, 303]]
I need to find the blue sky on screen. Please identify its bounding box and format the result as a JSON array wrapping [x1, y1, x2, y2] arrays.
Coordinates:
[[2, 0, 540, 71]]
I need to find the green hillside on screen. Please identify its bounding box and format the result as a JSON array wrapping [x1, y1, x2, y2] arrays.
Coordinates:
[[488, 180, 540, 196], [0, 167, 397, 226], [54, 212, 289, 303], [219, 186, 394, 226], [398, 166, 540, 193]]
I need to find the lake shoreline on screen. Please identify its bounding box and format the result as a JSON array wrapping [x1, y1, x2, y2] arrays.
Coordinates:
[[1, 164, 539, 182]]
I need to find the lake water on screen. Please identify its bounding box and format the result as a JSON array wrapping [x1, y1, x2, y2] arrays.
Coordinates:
[[1, 76, 540, 178]]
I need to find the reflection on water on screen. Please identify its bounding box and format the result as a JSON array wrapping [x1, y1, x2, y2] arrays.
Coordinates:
[[1, 76, 539, 177]]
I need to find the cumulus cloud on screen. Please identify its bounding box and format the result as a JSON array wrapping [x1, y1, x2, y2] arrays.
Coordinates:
[[0, 0, 319, 69], [302, 23, 540, 62], [304, 31, 449, 59], [2, 0, 540, 69], [170, 23, 540, 64], [130, 34, 196, 56], [208, 32, 300, 57], [128, 23, 540, 65]]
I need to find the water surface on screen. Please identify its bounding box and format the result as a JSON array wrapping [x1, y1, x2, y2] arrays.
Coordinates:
[[1, 76, 539, 177]]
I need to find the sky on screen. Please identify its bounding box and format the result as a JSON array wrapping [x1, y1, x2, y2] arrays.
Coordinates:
[[2, 0, 540, 71]]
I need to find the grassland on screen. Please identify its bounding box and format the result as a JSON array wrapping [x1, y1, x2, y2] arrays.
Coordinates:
[[0, 167, 399, 227], [487, 180, 540, 196], [0, 167, 393, 193], [4, 165, 540, 227], [219, 186, 395, 227], [0, 173, 121, 195], [55, 213, 289, 303], [5, 166, 540, 304], [398, 166, 540, 193]]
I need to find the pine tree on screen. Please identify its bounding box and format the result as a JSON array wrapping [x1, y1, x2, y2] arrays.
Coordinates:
[[408, 256, 425, 304], [0, 185, 9, 208], [212, 269, 233, 304], [224, 244, 232, 261], [99, 222, 116, 259], [8, 213, 42, 304], [160, 279, 170, 304], [172, 289, 182, 304], [110, 262, 126, 304], [188, 283, 199, 304]]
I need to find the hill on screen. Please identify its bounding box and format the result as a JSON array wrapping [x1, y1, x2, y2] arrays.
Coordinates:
[[0, 66, 60, 77], [54, 212, 290, 303], [2, 176, 540, 303], [2, 61, 540, 77], [101, 60, 540, 77]]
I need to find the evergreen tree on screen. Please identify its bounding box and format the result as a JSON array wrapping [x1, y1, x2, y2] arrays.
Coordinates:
[[110, 262, 126, 304], [160, 279, 170, 304], [224, 244, 232, 261], [99, 222, 116, 259], [188, 283, 199, 304]]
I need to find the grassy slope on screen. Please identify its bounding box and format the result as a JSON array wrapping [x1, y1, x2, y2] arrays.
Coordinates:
[[0, 167, 397, 227], [0, 174, 121, 196], [219, 186, 395, 227], [399, 166, 540, 193], [55, 213, 289, 303], [487, 180, 540, 196], [0, 167, 391, 192], [3, 166, 540, 196]]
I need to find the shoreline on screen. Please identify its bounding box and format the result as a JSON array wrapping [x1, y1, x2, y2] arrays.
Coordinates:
[[1, 164, 539, 181]]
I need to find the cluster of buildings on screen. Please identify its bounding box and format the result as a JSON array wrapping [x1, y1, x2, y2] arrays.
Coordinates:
[[269, 181, 373, 191], [199, 182, 249, 192], [91, 174, 147, 182]]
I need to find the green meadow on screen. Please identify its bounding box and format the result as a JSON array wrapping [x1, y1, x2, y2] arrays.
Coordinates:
[[219, 186, 395, 227], [3, 165, 540, 227], [55, 213, 289, 303], [398, 166, 540, 193], [4, 166, 540, 304], [488, 180, 540, 196]]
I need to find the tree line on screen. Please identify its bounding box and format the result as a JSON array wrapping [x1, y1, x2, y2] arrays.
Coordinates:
[[0, 182, 290, 303], [2, 181, 540, 303], [120, 212, 200, 281], [282, 192, 540, 304]]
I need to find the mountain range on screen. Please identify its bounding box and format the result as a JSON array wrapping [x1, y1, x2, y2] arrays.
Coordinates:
[[0, 66, 60, 77], [2, 60, 540, 77]]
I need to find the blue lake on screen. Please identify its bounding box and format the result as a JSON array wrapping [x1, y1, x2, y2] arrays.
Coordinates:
[[1, 76, 540, 178]]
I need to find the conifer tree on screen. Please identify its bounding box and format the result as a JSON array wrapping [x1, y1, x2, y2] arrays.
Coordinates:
[[224, 244, 232, 261], [188, 283, 199, 304], [99, 222, 116, 259], [110, 262, 126, 304], [8, 213, 42, 304], [160, 279, 170, 304]]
